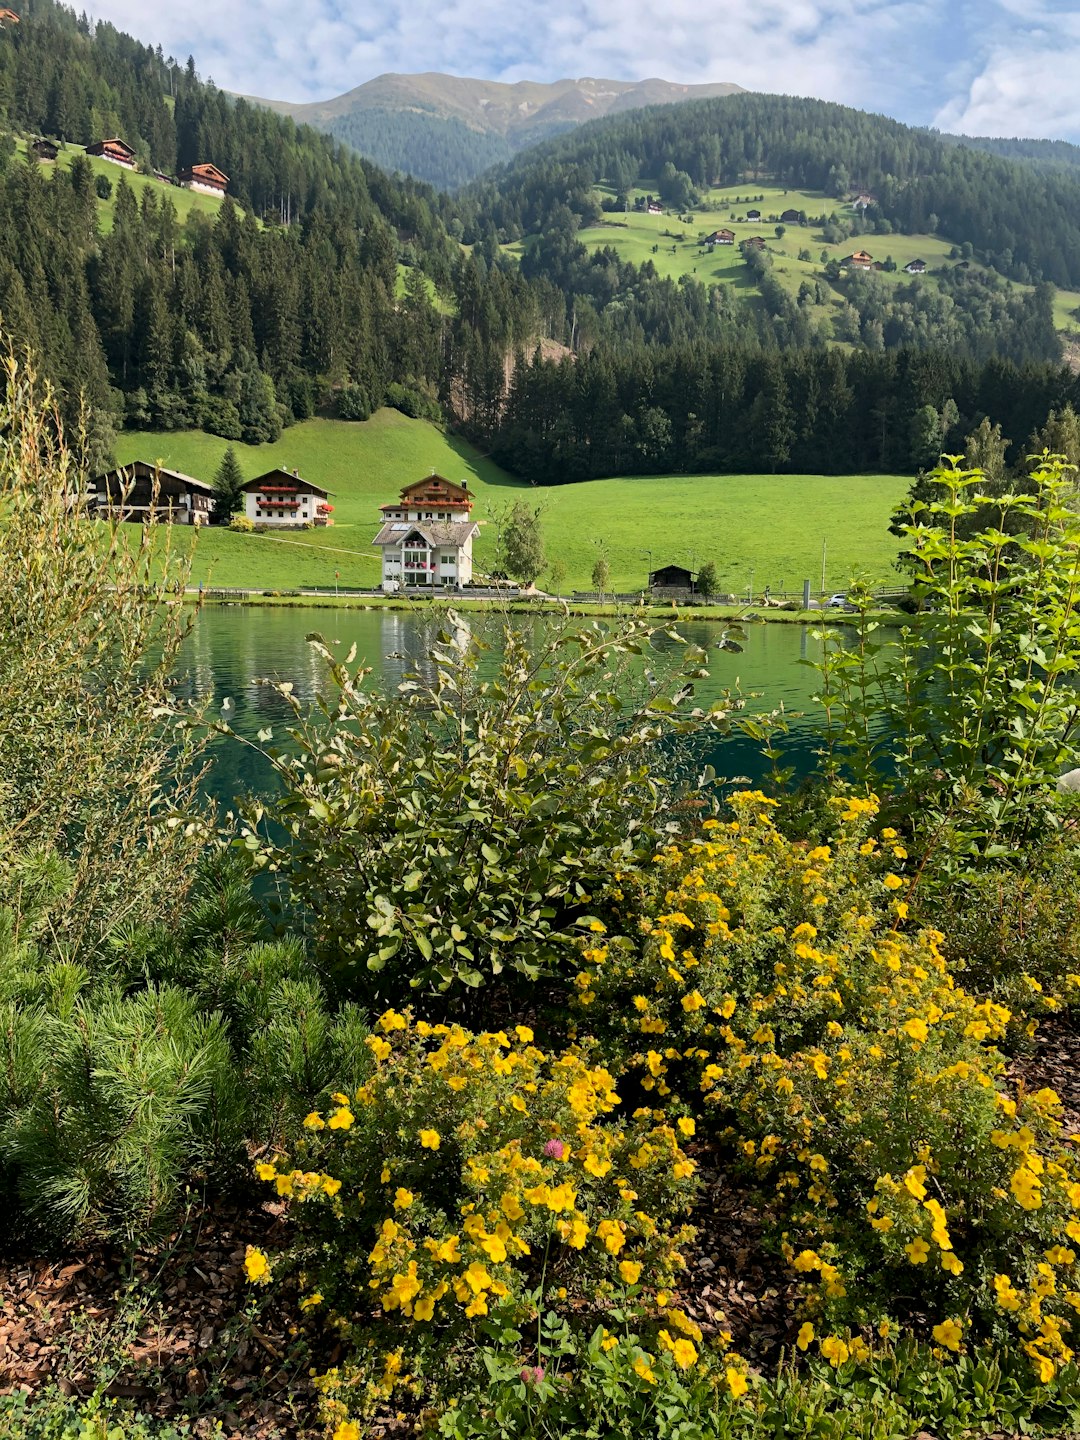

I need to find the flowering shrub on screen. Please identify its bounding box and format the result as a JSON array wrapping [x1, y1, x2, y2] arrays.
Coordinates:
[[580, 792, 1080, 1379], [257, 1010, 701, 1414]]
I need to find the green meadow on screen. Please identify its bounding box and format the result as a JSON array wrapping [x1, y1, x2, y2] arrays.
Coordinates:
[[19, 138, 232, 231], [569, 181, 1080, 335], [115, 410, 909, 594]]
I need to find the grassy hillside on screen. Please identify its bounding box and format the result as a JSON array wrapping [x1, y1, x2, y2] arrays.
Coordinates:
[[535, 181, 1080, 339], [22, 140, 231, 232], [116, 411, 908, 594]]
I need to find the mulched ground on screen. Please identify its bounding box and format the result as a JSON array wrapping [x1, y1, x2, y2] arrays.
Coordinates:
[[3, 1008, 1077, 1438], [0, 1199, 320, 1438]]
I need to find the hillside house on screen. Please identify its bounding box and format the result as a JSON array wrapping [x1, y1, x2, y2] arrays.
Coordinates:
[[650, 563, 696, 592], [904, 258, 927, 274], [242, 469, 332, 527], [87, 137, 136, 169], [744, 235, 767, 250], [373, 475, 480, 591], [90, 461, 215, 525], [851, 193, 876, 210], [647, 202, 663, 215], [844, 249, 874, 268], [32, 138, 58, 161], [178, 162, 229, 196], [780, 208, 801, 223], [745, 208, 761, 221], [0, 9, 20, 23], [705, 228, 735, 246]]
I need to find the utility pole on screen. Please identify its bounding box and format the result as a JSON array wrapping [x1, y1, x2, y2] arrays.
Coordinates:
[[821, 537, 827, 596]]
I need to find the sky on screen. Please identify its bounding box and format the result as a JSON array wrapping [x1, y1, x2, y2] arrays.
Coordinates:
[[82, 0, 1080, 141]]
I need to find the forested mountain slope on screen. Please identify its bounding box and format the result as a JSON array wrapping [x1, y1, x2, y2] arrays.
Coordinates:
[[244, 73, 745, 190], [459, 93, 1080, 292]]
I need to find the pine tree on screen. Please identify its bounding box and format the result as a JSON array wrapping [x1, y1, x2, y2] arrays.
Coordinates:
[[212, 445, 245, 518]]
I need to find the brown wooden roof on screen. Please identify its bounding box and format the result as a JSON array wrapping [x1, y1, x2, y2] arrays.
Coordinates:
[[0, 9, 21, 22], [244, 468, 330, 498], [180, 162, 229, 185], [87, 138, 135, 159]]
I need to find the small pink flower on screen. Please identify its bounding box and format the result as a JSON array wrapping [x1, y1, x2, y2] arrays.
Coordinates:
[[521, 1365, 545, 1385], [543, 1139, 566, 1160]]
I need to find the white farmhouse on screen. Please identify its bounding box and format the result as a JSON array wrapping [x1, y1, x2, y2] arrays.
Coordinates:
[[241, 468, 333, 528], [373, 475, 479, 591]]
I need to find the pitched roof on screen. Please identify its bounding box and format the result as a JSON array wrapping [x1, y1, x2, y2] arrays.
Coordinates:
[[372, 520, 479, 548], [244, 468, 330, 497], [94, 461, 215, 495], [180, 162, 229, 185]]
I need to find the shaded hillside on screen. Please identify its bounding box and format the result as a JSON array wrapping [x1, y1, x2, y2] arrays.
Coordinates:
[[244, 73, 744, 188]]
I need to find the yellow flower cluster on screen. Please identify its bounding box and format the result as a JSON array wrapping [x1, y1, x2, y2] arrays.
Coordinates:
[[259, 1010, 699, 1344], [579, 790, 1080, 1379]]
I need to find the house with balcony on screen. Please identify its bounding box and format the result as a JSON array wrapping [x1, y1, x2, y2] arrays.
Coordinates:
[[373, 474, 480, 591], [242, 468, 333, 527], [178, 162, 229, 196], [90, 461, 215, 525], [86, 137, 136, 169]]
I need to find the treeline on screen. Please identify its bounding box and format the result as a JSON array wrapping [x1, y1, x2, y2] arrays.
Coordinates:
[[484, 343, 1079, 482], [457, 93, 1080, 290]]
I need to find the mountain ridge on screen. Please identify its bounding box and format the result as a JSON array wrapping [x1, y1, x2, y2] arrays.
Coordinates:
[[241, 72, 746, 187]]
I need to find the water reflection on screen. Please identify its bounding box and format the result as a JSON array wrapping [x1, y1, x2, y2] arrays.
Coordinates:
[[175, 607, 832, 806]]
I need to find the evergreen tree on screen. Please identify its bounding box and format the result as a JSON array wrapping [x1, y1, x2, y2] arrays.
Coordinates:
[[212, 445, 245, 518]]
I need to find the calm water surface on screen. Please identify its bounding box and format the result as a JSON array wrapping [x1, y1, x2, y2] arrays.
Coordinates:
[[174, 607, 833, 804]]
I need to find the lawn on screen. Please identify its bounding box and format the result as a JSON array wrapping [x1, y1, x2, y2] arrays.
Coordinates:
[[20, 138, 232, 232], [115, 411, 909, 594]]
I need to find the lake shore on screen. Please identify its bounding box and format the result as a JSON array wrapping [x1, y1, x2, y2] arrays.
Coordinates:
[[184, 589, 902, 624]]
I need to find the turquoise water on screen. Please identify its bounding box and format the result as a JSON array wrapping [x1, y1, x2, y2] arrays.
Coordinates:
[[174, 607, 832, 804]]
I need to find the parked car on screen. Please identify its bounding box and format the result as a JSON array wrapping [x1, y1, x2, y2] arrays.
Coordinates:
[[826, 592, 850, 608]]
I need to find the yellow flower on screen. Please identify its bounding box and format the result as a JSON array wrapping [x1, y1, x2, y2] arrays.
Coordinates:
[[726, 1367, 749, 1398], [1011, 1167, 1042, 1211], [796, 1322, 814, 1351], [793, 1249, 820, 1273], [902, 1017, 928, 1043], [883, 873, 904, 890], [255, 1162, 277, 1181], [413, 1293, 436, 1322], [633, 1355, 657, 1385], [819, 1336, 849, 1367], [333, 1423, 361, 1440], [327, 1107, 354, 1130], [941, 1251, 964, 1276], [681, 990, 706, 1012], [244, 1246, 271, 1285], [515, 1025, 534, 1043], [299, 1292, 324, 1310], [394, 1187, 414, 1209], [302, 1111, 325, 1130], [419, 1129, 440, 1150], [367, 1036, 392, 1061], [905, 1238, 930, 1265], [377, 1008, 408, 1032], [671, 1338, 698, 1369], [619, 1260, 642, 1285], [932, 1318, 963, 1352], [677, 1117, 696, 1137]]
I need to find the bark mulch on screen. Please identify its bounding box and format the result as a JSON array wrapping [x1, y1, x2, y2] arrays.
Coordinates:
[[0, 1198, 319, 1438]]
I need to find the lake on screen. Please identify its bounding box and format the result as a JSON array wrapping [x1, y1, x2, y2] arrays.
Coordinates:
[[174, 606, 833, 804]]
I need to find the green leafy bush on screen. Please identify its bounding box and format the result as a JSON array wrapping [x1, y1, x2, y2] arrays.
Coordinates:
[[236, 614, 736, 1003]]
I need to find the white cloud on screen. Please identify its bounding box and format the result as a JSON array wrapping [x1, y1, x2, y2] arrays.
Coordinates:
[[932, 1, 1080, 136], [79, 0, 1080, 140]]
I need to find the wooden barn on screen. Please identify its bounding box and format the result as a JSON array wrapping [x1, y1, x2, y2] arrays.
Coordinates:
[[87, 137, 136, 169], [650, 563, 696, 592], [91, 461, 215, 525], [32, 138, 58, 161], [0, 8, 20, 23], [178, 163, 229, 196]]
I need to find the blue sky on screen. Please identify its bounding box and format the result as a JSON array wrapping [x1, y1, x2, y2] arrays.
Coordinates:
[[83, 0, 1080, 140]]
